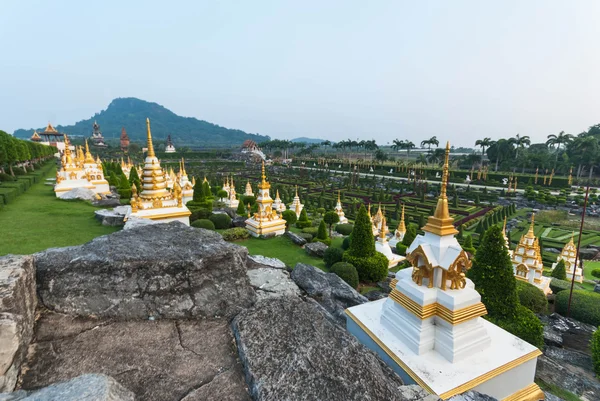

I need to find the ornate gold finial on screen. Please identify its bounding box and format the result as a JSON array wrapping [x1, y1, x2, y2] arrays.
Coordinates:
[[84, 139, 95, 164], [526, 213, 536, 239], [422, 141, 457, 236], [203, 176, 208, 183], [295, 185, 299, 197], [182, 158, 187, 176], [63, 134, 73, 164], [247, 203, 251, 218], [398, 204, 406, 234], [276, 189, 280, 200], [258, 160, 270, 189], [380, 216, 388, 240], [146, 118, 155, 157]]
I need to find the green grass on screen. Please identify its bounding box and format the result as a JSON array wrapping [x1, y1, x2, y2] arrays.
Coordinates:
[[584, 261, 600, 281], [536, 380, 582, 401], [0, 167, 120, 256]]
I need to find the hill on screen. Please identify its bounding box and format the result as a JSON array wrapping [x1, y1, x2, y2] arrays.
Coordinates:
[[13, 97, 270, 147], [291, 137, 326, 144]]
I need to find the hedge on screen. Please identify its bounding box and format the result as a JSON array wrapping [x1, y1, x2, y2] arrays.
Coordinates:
[[323, 247, 344, 268], [209, 213, 232, 229], [515, 281, 548, 314], [592, 328, 600, 377], [298, 232, 313, 242], [549, 278, 583, 294], [555, 290, 600, 327], [395, 242, 407, 256], [343, 252, 388, 283], [221, 227, 250, 241], [302, 227, 319, 237], [342, 236, 351, 250], [335, 224, 354, 236], [0, 188, 19, 204], [331, 262, 359, 289], [488, 304, 544, 349], [191, 219, 215, 230]]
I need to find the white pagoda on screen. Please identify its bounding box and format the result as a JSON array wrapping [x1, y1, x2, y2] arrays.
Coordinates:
[[502, 217, 512, 254], [511, 214, 552, 295], [225, 177, 239, 209], [289, 186, 304, 218], [389, 204, 407, 248], [375, 216, 404, 268], [346, 142, 543, 401], [245, 162, 286, 237], [177, 159, 194, 204], [165, 134, 176, 153], [552, 234, 581, 283], [272, 190, 286, 213], [244, 180, 254, 197], [334, 191, 348, 224], [221, 178, 231, 202], [128, 118, 191, 225]]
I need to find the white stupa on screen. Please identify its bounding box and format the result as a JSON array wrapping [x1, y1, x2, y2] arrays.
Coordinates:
[[375, 216, 404, 268], [244, 180, 254, 197], [346, 142, 543, 401], [552, 233, 581, 283], [272, 190, 286, 213], [177, 159, 194, 204], [225, 177, 239, 209], [389, 204, 407, 248], [221, 178, 231, 202], [165, 134, 176, 153], [290, 186, 304, 218], [334, 191, 348, 224], [245, 161, 286, 237]]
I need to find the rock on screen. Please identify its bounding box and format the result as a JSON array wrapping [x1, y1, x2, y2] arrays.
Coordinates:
[[285, 231, 307, 246], [94, 209, 127, 227], [247, 255, 286, 270], [396, 385, 440, 401], [363, 290, 388, 301], [542, 324, 563, 348], [536, 355, 600, 398], [57, 187, 98, 201], [246, 268, 301, 300], [92, 198, 122, 208], [232, 216, 247, 228], [594, 284, 600, 294], [543, 313, 597, 353], [579, 248, 599, 260], [291, 263, 367, 324], [378, 277, 393, 293], [34, 222, 256, 319], [544, 247, 560, 254], [122, 216, 161, 230], [20, 312, 251, 401], [304, 241, 328, 257], [0, 374, 134, 401], [545, 346, 594, 372], [0, 256, 37, 392], [232, 296, 408, 401], [543, 392, 563, 401], [447, 390, 497, 401]]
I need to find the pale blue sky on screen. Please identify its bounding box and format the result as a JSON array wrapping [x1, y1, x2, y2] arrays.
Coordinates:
[[1, 1, 599, 146]]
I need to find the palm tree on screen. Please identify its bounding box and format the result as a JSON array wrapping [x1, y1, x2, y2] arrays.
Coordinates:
[[546, 131, 574, 168], [420, 136, 439, 152], [475, 137, 494, 156], [509, 134, 530, 159], [392, 139, 403, 152]]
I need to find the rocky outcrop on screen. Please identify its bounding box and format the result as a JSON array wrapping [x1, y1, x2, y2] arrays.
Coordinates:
[[0, 256, 37, 392], [304, 242, 328, 257], [20, 312, 251, 401], [122, 216, 161, 230], [285, 231, 307, 246], [57, 187, 98, 201], [536, 355, 600, 398], [246, 255, 286, 270], [232, 216, 248, 228], [94, 206, 130, 227], [579, 247, 599, 260], [0, 374, 134, 401], [247, 268, 301, 301], [34, 223, 256, 319], [291, 263, 367, 323], [447, 391, 497, 401], [539, 313, 596, 352], [232, 296, 408, 401]]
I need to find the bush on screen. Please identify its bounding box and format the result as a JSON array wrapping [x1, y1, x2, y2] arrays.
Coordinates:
[[551, 259, 567, 280], [221, 227, 250, 241], [343, 252, 388, 283], [295, 209, 312, 228], [298, 232, 313, 242], [331, 262, 359, 289], [191, 219, 216, 230], [549, 278, 580, 294], [592, 327, 600, 377], [490, 304, 544, 349], [0, 173, 16, 182], [324, 247, 344, 268], [335, 223, 354, 236], [515, 281, 548, 314], [209, 213, 232, 229], [316, 220, 329, 240], [342, 236, 351, 250], [395, 242, 407, 256], [555, 290, 600, 327], [282, 210, 297, 229], [189, 208, 212, 222], [592, 269, 600, 279], [302, 227, 319, 237]]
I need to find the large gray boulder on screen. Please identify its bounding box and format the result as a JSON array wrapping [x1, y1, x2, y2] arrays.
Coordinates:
[[0, 374, 134, 401], [285, 231, 307, 246], [291, 263, 367, 323], [58, 187, 98, 201], [231, 296, 409, 401], [94, 208, 128, 227], [246, 255, 286, 270], [304, 241, 328, 257], [246, 268, 301, 301], [34, 222, 256, 319], [232, 216, 248, 228], [0, 256, 37, 392], [536, 355, 600, 398]]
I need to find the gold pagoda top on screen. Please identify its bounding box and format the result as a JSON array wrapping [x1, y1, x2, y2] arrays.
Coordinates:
[[146, 118, 155, 158], [258, 161, 270, 190], [422, 141, 458, 236], [397, 204, 406, 234], [84, 140, 95, 164], [63, 135, 74, 164]]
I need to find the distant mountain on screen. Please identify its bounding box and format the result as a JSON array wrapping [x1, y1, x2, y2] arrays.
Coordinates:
[[13, 97, 270, 147], [291, 137, 326, 144]]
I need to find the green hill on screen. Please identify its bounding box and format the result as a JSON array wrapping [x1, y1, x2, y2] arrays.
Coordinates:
[[13, 97, 270, 147]]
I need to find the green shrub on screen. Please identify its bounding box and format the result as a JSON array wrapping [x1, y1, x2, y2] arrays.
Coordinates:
[[209, 213, 232, 229], [298, 232, 313, 242], [551, 259, 567, 280], [555, 290, 600, 327], [282, 210, 297, 229], [191, 219, 215, 230], [324, 247, 344, 268], [343, 252, 388, 283], [189, 208, 212, 222], [402, 224, 417, 247], [515, 281, 548, 314], [395, 242, 407, 256], [342, 236, 351, 250], [295, 209, 312, 228], [302, 227, 319, 237], [549, 278, 579, 294], [490, 304, 544, 349], [591, 327, 600, 377], [0, 173, 16, 182], [221, 227, 250, 241], [331, 262, 359, 289], [591, 269, 600, 279], [335, 224, 354, 236], [316, 220, 329, 241]]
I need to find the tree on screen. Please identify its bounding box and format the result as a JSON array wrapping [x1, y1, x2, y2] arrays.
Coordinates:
[[551, 259, 567, 280], [420, 136, 439, 152], [546, 131, 574, 168], [467, 225, 518, 319], [402, 224, 417, 247], [462, 235, 476, 254], [475, 137, 494, 156], [281, 210, 297, 230], [128, 167, 142, 193], [217, 189, 228, 200], [323, 211, 340, 237], [509, 134, 531, 160], [0, 131, 19, 176], [236, 201, 247, 216], [316, 220, 329, 241], [345, 205, 375, 258]]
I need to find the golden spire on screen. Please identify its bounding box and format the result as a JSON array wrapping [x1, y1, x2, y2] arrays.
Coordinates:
[[203, 176, 208, 183], [63, 134, 73, 164], [367, 203, 372, 218], [526, 213, 536, 239], [276, 189, 280, 200], [398, 204, 406, 234], [502, 216, 507, 236], [258, 161, 270, 189], [146, 118, 155, 157], [84, 139, 95, 163], [295, 185, 299, 197], [182, 158, 187, 176], [422, 141, 458, 236], [380, 216, 388, 240], [192, 176, 196, 186]]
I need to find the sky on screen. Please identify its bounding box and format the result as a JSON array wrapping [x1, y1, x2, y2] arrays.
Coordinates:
[[1, 1, 599, 147]]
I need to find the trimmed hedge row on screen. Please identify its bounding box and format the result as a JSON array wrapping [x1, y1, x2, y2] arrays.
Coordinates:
[[515, 281, 548, 314], [555, 290, 600, 327]]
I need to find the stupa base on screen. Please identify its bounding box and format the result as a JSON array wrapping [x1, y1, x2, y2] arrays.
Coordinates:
[[346, 299, 543, 400], [128, 206, 191, 226], [55, 181, 110, 198], [245, 218, 286, 237]]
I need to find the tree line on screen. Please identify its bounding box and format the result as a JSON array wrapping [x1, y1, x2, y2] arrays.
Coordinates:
[[0, 130, 56, 176]]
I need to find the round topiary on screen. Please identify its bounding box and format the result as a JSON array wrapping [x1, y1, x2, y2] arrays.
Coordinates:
[[592, 269, 600, 279], [551, 259, 567, 280], [489, 304, 544, 349], [298, 232, 313, 242], [343, 252, 388, 283], [555, 289, 600, 327], [302, 227, 319, 237], [209, 213, 232, 229], [515, 280, 548, 314], [335, 224, 354, 236], [191, 219, 216, 230], [331, 262, 359, 289], [395, 242, 407, 256], [323, 247, 344, 268], [342, 236, 351, 250]]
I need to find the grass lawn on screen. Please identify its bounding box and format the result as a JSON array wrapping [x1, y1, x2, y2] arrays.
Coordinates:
[[584, 261, 600, 281], [0, 167, 120, 256]]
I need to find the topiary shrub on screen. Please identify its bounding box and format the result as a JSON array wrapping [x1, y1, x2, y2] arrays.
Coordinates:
[[330, 262, 359, 289], [191, 219, 216, 230], [343, 253, 388, 283], [335, 224, 354, 236], [295, 209, 312, 228], [549, 278, 581, 294], [281, 210, 297, 230], [591, 327, 600, 377], [592, 269, 600, 279], [189, 208, 212, 222], [551, 259, 567, 280], [302, 227, 319, 237], [342, 236, 351, 250], [323, 247, 344, 268], [209, 213, 232, 229], [555, 290, 600, 327], [298, 232, 313, 242], [515, 281, 548, 314], [221, 227, 250, 241], [395, 242, 407, 256], [489, 304, 544, 349]]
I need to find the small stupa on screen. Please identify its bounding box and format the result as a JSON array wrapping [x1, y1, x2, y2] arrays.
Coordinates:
[[346, 142, 543, 400], [389, 204, 407, 248], [225, 177, 240, 209], [272, 190, 286, 213], [91, 121, 107, 147], [221, 178, 231, 202], [552, 233, 581, 283], [165, 134, 176, 153], [511, 214, 551, 295], [334, 191, 348, 224], [177, 159, 194, 204], [289, 186, 304, 218], [244, 180, 254, 197], [245, 161, 286, 237], [375, 215, 404, 268], [128, 118, 191, 225]]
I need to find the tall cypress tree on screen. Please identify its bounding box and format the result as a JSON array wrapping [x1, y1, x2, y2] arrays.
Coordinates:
[[346, 204, 375, 257], [128, 168, 142, 193]]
